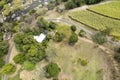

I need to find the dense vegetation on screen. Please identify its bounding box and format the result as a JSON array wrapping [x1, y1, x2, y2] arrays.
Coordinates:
[[65, 0, 103, 9]]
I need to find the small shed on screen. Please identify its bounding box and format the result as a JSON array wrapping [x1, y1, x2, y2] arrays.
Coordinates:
[[34, 33, 46, 43]]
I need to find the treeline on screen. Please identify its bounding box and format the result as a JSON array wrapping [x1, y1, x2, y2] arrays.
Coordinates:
[[59, 0, 104, 9]]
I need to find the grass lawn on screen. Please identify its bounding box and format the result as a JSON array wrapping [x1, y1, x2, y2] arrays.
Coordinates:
[[56, 23, 72, 42], [89, 1, 120, 19], [45, 38, 108, 80], [69, 10, 120, 40]]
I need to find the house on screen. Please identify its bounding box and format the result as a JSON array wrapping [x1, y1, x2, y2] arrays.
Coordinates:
[[34, 33, 46, 43]]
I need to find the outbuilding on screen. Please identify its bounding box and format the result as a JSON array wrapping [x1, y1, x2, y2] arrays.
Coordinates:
[[34, 33, 46, 43]]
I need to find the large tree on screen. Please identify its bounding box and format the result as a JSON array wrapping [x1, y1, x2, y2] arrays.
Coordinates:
[[0, 41, 9, 57], [13, 53, 26, 64], [0, 64, 16, 75], [69, 33, 78, 45], [45, 63, 61, 78]]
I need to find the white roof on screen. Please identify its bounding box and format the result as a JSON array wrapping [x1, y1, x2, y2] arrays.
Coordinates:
[[34, 33, 46, 43]]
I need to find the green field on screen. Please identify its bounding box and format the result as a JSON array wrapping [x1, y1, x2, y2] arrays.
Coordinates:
[[69, 10, 120, 39], [89, 1, 120, 19]]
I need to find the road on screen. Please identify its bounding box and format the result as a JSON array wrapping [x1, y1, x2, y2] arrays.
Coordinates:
[[2, 39, 14, 80], [48, 18, 93, 35]]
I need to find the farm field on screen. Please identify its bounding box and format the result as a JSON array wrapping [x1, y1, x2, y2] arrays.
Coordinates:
[[19, 23, 112, 80], [89, 1, 120, 19], [69, 10, 120, 40]]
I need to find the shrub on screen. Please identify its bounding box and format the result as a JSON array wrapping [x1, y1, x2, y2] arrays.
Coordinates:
[[54, 32, 64, 42], [49, 21, 56, 30], [45, 63, 61, 78], [92, 32, 107, 45], [13, 54, 26, 64], [0, 64, 16, 75], [77, 58, 88, 66], [71, 25, 76, 32], [29, 9, 36, 15], [79, 29, 86, 37], [69, 33, 78, 45], [23, 61, 35, 71]]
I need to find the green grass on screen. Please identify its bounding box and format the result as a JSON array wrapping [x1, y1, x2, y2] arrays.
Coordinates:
[[56, 23, 72, 42], [89, 1, 120, 19], [69, 10, 120, 39], [45, 39, 104, 80], [8, 74, 21, 80]]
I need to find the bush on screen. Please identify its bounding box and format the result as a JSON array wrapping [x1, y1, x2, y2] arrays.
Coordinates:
[[0, 64, 16, 75], [54, 32, 64, 42], [77, 58, 88, 66], [29, 9, 36, 15], [45, 63, 61, 78], [92, 32, 107, 45], [23, 61, 35, 71], [69, 33, 78, 45], [71, 25, 76, 32], [79, 29, 86, 37], [13, 54, 26, 64]]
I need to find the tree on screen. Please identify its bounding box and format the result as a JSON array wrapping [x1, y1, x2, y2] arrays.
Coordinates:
[[54, 32, 64, 42], [14, 33, 24, 44], [45, 63, 61, 78], [13, 54, 26, 64], [49, 21, 57, 30], [65, 0, 77, 10], [79, 29, 86, 37], [0, 41, 9, 57], [23, 61, 35, 71], [37, 17, 49, 30], [0, 58, 5, 68], [69, 33, 78, 45], [85, 0, 103, 5], [29, 9, 36, 15], [71, 25, 76, 32], [72, 0, 85, 7], [92, 32, 107, 45], [0, 64, 16, 75]]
